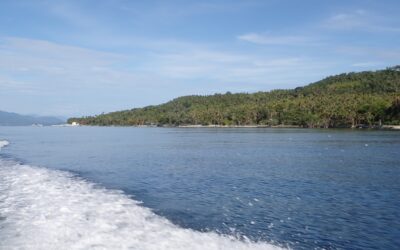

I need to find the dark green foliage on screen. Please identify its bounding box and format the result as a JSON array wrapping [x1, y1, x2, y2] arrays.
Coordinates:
[[385, 98, 400, 124], [68, 67, 400, 127]]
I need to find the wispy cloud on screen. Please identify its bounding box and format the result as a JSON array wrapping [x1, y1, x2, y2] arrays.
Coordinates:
[[0, 36, 330, 116], [324, 9, 400, 32], [325, 10, 368, 29], [336, 46, 400, 61], [48, 2, 98, 29], [237, 33, 314, 45], [351, 62, 383, 68], [0, 37, 128, 91], [1, 1, 398, 117], [138, 47, 324, 84]]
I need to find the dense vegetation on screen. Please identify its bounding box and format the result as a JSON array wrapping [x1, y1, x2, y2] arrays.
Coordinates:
[[69, 66, 400, 128]]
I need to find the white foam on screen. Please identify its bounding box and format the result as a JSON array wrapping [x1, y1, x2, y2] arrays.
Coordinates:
[[0, 159, 283, 250], [0, 140, 9, 149]]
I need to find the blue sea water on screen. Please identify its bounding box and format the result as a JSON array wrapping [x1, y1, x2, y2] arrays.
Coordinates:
[[0, 126, 399, 249]]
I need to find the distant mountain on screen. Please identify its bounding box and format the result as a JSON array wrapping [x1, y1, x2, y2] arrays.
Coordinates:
[[0, 111, 65, 126], [69, 66, 400, 128]]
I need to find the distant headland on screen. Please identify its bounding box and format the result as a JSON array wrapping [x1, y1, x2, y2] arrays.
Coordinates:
[[0, 111, 64, 126]]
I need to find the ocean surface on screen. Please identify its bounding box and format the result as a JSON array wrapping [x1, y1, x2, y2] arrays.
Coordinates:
[[0, 127, 399, 250]]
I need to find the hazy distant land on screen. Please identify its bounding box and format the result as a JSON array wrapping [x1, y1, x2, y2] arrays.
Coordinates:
[[0, 111, 64, 126]]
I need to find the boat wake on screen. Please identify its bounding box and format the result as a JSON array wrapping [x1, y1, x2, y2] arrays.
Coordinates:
[[0, 140, 9, 149], [0, 140, 282, 250]]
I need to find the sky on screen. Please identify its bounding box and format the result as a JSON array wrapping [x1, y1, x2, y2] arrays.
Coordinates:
[[0, 0, 400, 117]]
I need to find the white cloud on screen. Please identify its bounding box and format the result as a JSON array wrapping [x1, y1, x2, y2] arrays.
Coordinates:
[[324, 10, 400, 32], [327, 12, 366, 29], [0, 36, 331, 116], [351, 62, 383, 68], [0, 36, 331, 87], [1, 37, 122, 63], [0, 37, 133, 91], [237, 33, 313, 45], [45, 1, 102, 29], [139, 47, 323, 84], [337, 46, 400, 61]]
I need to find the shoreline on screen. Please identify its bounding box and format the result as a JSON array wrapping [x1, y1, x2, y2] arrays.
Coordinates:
[[381, 125, 400, 130], [177, 124, 302, 128], [60, 124, 400, 130], [178, 125, 400, 130]]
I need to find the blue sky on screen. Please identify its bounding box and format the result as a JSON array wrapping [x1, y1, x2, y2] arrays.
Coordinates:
[[1, 0, 399, 117]]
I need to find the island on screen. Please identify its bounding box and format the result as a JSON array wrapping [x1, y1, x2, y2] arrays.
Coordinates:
[[68, 66, 400, 128]]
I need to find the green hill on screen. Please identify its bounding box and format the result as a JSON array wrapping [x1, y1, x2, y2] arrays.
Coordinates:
[[68, 66, 400, 128]]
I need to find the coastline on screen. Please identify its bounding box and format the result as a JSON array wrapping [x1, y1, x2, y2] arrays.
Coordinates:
[[381, 125, 400, 130], [64, 123, 400, 130], [178, 124, 400, 130], [177, 124, 301, 128]]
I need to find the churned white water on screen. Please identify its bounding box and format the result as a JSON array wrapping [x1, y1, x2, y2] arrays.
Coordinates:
[[0, 140, 282, 250], [0, 140, 9, 149]]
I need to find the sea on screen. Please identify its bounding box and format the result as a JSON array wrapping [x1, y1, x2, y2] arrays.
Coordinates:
[[0, 126, 399, 250]]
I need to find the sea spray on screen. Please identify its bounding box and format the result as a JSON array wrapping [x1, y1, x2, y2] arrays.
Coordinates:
[[0, 140, 9, 150]]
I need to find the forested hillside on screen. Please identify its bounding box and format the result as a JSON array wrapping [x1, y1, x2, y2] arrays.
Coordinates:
[[69, 66, 400, 128]]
